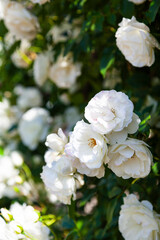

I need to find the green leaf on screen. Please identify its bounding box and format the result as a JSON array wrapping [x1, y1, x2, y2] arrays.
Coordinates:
[[65, 230, 79, 240], [100, 48, 115, 78], [94, 14, 104, 32], [152, 162, 159, 175], [62, 216, 75, 229], [0, 147, 4, 156], [146, 0, 160, 23], [64, 40, 75, 56], [121, 0, 135, 18], [79, 33, 91, 52], [106, 198, 118, 228], [108, 187, 121, 199], [40, 214, 58, 226], [139, 114, 151, 135]]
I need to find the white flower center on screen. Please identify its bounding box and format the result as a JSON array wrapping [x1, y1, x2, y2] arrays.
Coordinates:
[[88, 138, 97, 148]]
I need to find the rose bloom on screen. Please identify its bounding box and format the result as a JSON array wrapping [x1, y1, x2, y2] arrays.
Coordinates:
[[44, 128, 68, 167], [0, 99, 20, 137], [9, 202, 50, 240], [33, 52, 51, 86], [45, 128, 68, 155], [0, 217, 18, 240], [72, 157, 105, 179], [48, 21, 72, 43], [0, 155, 19, 185], [41, 154, 84, 204], [0, 0, 9, 19], [65, 120, 109, 175], [49, 53, 82, 89], [119, 194, 160, 240], [18, 108, 51, 150], [85, 90, 134, 135], [115, 16, 160, 67], [30, 0, 50, 5], [0, 151, 23, 199], [11, 40, 36, 69], [3, 1, 39, 40], [106, 113, 141, 145], [128, 0, 146, 4], [14, 85, 42, 111], [108, 138, 152, 179], [48, 17, 80, 44]]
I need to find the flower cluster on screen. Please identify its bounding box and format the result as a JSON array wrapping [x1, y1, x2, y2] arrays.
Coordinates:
[[41, 90, 153, 204], [33, 51, 82, 89], [41, 129, 84, 204], [0, 151, 23, 199], [0, 84, 52, 151], [0, 202, 50, 240], [0, 0, 82, 89], [0, 98, 20, 138], [119, 194, 160, 240]]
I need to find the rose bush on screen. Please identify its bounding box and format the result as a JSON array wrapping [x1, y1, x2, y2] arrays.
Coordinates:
[[0, 0, 159, 239]]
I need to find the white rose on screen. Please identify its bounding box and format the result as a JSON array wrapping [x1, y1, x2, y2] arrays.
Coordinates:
[[33, 52, 51, 86], [44, 128, 68, 167], [85, 90, 134, 135], [14, 85, 42, 110], [65, 120, 108, 174], [0, 0, 9, 19], [49, 53, 82, 89], [115, 16, 160, 67], [41, 155, 84, 204], [30, 0, 50, 5], [10, 151, 23, 166], [0, 99, 20, 137], [10, 203, 50, 240], [108, 138, 152, 179], [0, 155, 19, 185], [18, 108, 51, 150], [48, 21, 72, 44], [119, 194, 160, 240], [1, 208, 13, 222], [45, 128, 68, 155], [0, 217, 18, 240], [0, 183, 17, 199], [0, 151, 23, 199], [4, 32, 17, 49], [48, 17, 81, 44], [11, 40, 36, 69], [128, 0, 146, 5], [44, 150, 60, 167], [107, 113, 141, 145], [3, 2, 39, 40], [72, 158, 105, 179]]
